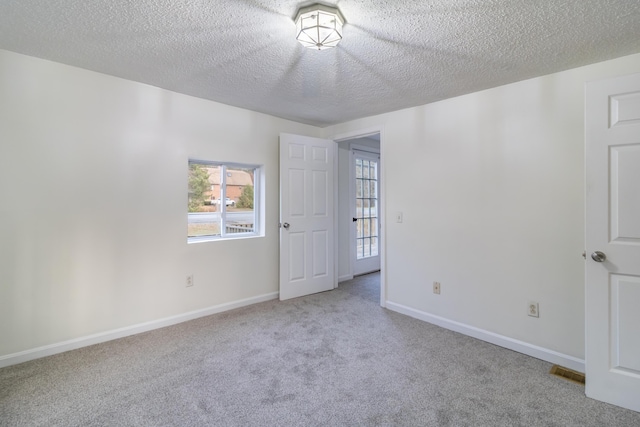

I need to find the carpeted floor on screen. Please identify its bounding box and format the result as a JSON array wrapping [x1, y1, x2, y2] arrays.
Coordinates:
[[1, 272, 639, 426]]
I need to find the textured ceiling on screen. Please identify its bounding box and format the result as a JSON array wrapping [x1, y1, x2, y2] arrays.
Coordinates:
[[1, 0, 639, 127]]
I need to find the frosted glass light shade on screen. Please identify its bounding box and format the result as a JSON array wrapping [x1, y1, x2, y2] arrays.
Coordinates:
[[295, 4, 345, 50]]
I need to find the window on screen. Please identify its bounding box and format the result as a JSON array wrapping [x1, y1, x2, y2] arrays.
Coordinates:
[[188, 160, 262, 243]]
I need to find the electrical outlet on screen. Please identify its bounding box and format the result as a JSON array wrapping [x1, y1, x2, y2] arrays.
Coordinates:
[[433, 281, 441, 295], [528, 301, 539, 317], [186, 275, 194, 287]]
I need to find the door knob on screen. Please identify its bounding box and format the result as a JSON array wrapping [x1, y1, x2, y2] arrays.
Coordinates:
[[282, 222, 290, 230], [352, 217, 358, 222], [591, 251, 606, 262]]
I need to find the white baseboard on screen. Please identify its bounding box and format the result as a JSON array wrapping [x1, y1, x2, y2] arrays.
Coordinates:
[[386, 301, 585, 373], [0, 292, 279, 369], [338, 274, 354, 283]]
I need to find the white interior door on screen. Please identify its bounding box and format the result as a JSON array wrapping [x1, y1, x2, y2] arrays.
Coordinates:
[[585, 72, 640, 412], [352, 150, 381, 276], [279, 133, 335, 300]]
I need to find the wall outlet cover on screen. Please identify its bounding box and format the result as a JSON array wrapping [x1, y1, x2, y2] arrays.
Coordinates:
[[528, 301, 539, 317]]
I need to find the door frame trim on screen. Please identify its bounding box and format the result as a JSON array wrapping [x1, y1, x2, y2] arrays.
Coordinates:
[[330, 126, 386, 307]]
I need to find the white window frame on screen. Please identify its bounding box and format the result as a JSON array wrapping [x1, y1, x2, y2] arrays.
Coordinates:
[[188, 159, 263, 244]]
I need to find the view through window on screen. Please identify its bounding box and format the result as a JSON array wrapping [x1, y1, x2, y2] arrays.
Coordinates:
[[188, 160, 261, 242]]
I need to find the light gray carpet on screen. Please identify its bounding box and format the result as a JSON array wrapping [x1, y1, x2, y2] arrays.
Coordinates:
[[1, 273, 639, 426]]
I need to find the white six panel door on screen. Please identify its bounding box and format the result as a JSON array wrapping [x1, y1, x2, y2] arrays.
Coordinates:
[[585, 72, 640, 412], [279, 133, 334, 300]]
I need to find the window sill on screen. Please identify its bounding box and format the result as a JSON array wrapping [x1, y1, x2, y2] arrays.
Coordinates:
[[187, 233, 262, 244]]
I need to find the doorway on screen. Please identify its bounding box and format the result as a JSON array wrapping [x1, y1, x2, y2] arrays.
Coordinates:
[[353, 149, 380, 276], [335, 133, 382, 296]]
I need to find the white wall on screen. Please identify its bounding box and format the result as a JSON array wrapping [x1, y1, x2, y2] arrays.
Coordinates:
[[3, 46, 640, 368], [0, 49, 321, 360], [325, 53, 640, 363], [337, 142, 352, 281]]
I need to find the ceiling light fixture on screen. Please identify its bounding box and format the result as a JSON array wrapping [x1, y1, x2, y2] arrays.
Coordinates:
[[295, 4, 345, 50]]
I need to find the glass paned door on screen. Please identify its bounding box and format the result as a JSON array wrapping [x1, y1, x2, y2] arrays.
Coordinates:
[[354, 150, 380, 275]]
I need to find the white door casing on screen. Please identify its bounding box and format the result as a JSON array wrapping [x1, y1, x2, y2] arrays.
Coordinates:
[[279, 133, 335, 300], [585, 72, 640, 412], [352, 149, 381, 276]]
